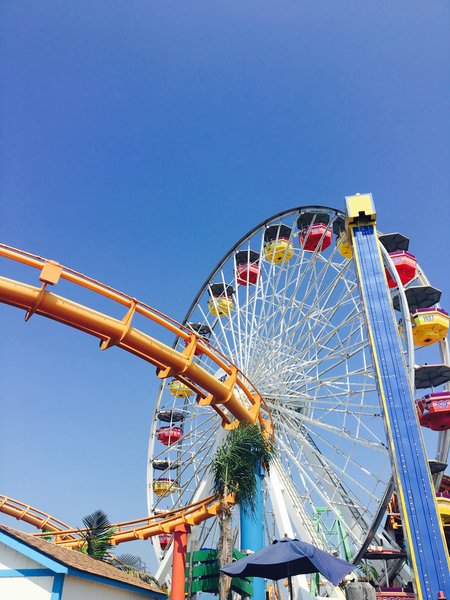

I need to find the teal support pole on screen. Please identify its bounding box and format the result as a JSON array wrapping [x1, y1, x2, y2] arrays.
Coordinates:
[[240, 465, 265, 600]]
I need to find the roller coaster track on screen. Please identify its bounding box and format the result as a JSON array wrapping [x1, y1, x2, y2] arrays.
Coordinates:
[[0, 495, 76, 542], [0, 244, 269, 428], [0, 243, 271, 541], [0, 493, 230, 548]]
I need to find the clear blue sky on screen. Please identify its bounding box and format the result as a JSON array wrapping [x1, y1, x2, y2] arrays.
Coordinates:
[[1, 0, 449, 570]]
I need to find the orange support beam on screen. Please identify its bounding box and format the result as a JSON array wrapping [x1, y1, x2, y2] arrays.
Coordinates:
[[171, 524, 190, 600]]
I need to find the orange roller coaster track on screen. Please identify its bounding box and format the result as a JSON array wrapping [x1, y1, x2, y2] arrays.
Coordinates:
[[0, 244, 269, 429], [0, 243, 272, 541], [0, 493, 231, 548]]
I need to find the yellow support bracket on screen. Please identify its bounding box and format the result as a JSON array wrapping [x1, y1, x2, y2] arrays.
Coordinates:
[[156, 334, 198, 379], [99, 300, 137, 350], [223, 392, 262, 430], [206, 401, 233, 427], [198, 366, 238, 407], [25, 260, 63, 321]]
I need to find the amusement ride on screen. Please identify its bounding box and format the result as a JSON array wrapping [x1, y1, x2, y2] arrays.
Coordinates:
[[0, 195, 449, 600]]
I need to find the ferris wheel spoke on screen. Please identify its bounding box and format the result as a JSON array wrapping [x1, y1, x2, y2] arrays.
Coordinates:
[[300, 343, 372, 385], [265, 244, 348, 345], [289, 429, 384, 526], [284, 423, 389, 505], [271, 402, 388, 452], [268, 392, 379, 411], [249, 301, 362, 383], [259, 325, 368, 383], [256, 354, 372, 398], [275, 436, 368, 547], [254, 255, 327, 349], [293, 297, 362, 361], [276, 445, 372, 526], [276, 273, 357, 351], [252, 229, 329, 354]]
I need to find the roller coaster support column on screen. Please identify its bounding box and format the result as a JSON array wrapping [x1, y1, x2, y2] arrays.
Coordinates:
[[240, 464, 265, 600], [346, 193, 450, 600], [171, 524, 190, 600]]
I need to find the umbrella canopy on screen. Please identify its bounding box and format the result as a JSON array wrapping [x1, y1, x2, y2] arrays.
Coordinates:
[[221, 537, 354, 586]]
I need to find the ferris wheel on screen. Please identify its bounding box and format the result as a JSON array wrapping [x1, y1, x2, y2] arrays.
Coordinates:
[[147, 206, 449, 577]]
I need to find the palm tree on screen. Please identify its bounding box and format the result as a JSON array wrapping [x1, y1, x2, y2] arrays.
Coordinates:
[[79, 510, 160, 586], [210, 421, 273, 600], [80, 509, 114, 560]]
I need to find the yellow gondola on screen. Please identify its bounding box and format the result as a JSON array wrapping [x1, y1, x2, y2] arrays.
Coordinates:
[[152, 478, 180, 497], [263, 224, 294, 264], [208, 283, 235, 317], [168, 380, 193, 398], [207, 296, 234, 316], [263, 239, 294, 263], [406, 308, 449, 347], [336, 230, 352, 259]]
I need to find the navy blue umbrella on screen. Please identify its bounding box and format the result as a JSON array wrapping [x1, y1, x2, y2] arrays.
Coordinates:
[[221, 537, 354, 598]]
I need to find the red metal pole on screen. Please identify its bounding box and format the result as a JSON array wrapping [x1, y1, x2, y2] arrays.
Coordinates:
[[171, 524, 190, 600]]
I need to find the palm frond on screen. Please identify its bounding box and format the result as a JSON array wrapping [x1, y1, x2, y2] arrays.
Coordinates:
[[80, 509, 114, 559], [109, 554, 160, 587], [82, 509, 111, 533], [210, 422, 274, 512], [112, 553, 147, 572]]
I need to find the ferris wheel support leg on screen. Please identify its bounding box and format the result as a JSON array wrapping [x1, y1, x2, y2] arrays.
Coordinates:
[[266, 471, 314, 600], [171, 524, 190, 600], [240, 466, 265, 600], [155, 546, 173, 585]]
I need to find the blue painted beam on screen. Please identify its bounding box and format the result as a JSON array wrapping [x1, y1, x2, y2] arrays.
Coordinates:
[[50, 573, 65, 600], [0, 568, 54, 577], [240, 467, 265, 600]]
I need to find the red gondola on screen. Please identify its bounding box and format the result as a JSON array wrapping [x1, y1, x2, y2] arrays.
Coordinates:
[[417, 392, 450, 431], [297, 212, 332, 253], [385, 251, 417, 288], [156, 426, 183, 446], [299, 223, 332, 252], [235, 250, 260, 286], [159, 533, 172, 550]]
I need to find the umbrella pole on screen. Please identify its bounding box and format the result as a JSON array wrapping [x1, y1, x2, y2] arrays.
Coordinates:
[[287, 564, 294, 600], [288, 577, 294, 600]]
